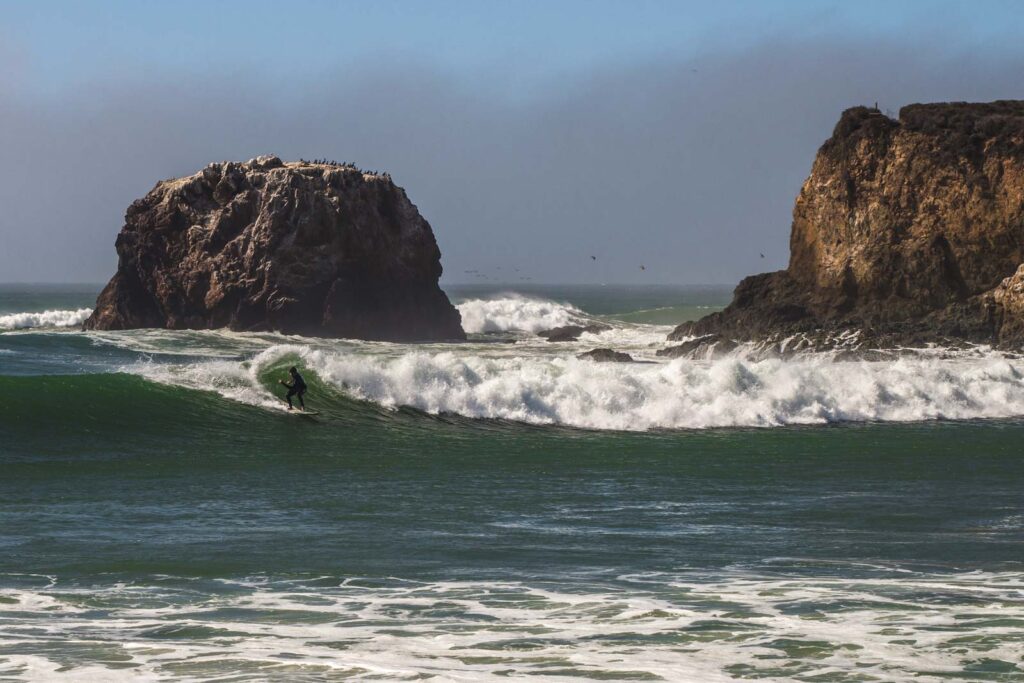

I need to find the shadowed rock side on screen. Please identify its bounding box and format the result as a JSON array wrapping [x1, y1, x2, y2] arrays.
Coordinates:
[[672, 101, 1024, 350], [85, 156, 465, 341]]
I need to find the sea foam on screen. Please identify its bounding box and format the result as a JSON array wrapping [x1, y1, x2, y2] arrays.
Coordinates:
[[301, 348, 1024, 429], [1, 571, 1020, 681], [137, 343, 1024, 430], [0, 308, 92, 330]]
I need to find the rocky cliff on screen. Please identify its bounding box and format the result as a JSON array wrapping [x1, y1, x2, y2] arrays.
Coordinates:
[[85, 156, 465, 341], [671, 101, 1024, 351]]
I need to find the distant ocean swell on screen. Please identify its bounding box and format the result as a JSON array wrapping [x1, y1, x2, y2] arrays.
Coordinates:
[[0, 295, 582, 334], [456, 295, 588, 333], [0, 308, 91, 330]]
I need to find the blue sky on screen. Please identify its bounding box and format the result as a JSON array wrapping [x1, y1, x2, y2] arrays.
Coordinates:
[[2, 1, 1023, 283], [7, 1, 1020, 95]]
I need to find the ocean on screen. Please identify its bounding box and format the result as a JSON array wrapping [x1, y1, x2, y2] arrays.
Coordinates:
[[1, 283, 1022, 682]]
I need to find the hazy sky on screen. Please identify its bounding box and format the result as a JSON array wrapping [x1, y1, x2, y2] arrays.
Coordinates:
[[2, 1, 1023, 284]]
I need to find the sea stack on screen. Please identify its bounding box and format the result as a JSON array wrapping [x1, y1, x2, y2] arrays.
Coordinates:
[[672, 101, 1024, 350], [85, 156, 465, 341]]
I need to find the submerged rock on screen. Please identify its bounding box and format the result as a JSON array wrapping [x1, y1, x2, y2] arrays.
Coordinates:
[[577, 348, 635, 362], [538, 323, 611, 342], [672, 101, 1024, 350], [85, 156, 465, 341]]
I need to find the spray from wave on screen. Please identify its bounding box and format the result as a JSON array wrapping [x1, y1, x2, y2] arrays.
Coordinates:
[[456, 295, 587, 333], [131, 343, 1024, 430], [0, 308, 92, 330]]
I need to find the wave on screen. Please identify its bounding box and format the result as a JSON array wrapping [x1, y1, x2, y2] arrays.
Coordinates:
[[130, 354, 289, 412], [130, 344, 1024, 431], [0, 373, 265, 441], [456, 295, 587, 333], [0, 308, 92, 330]]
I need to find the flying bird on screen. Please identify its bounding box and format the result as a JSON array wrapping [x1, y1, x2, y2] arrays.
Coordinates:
[[760, 253, 765, 258], [640, 265, 646, 271], [590, 255, 596, 260]]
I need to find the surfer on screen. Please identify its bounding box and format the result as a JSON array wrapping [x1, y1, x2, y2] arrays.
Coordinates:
[[279, 366, 308, 410]]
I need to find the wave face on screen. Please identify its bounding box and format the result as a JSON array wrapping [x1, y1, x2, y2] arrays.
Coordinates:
[[0, 308, 92, 330], [456, 295, 587, 333], [130, 344, 1024, 430]]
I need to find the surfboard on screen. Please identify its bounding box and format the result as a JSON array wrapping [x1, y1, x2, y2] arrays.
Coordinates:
[[280, 404, 320, 416]]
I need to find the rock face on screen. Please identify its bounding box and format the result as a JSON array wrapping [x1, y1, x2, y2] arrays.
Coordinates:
[[672, 101, 1024, 349], [85, 156, 465, 341], [657, 335, 738, 359]]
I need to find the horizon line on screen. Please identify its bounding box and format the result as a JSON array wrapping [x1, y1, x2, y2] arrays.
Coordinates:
[[0, 280, 740, 289]]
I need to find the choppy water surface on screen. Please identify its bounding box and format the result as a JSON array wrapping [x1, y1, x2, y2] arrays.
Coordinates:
[[1, 283, 1022, 681]]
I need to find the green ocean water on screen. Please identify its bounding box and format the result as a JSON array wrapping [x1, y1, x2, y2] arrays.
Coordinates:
[[1, 284, 1023, 681]]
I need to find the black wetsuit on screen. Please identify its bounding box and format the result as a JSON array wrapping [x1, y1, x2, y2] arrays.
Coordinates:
[[285, 372, 307, 409]]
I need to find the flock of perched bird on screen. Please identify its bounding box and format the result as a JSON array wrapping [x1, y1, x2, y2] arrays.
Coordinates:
[[298, 159, 391, 179]]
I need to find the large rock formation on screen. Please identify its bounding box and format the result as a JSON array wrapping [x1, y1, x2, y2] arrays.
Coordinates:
[[673, 101, 1024, 350], [85, 156, 465, 341]]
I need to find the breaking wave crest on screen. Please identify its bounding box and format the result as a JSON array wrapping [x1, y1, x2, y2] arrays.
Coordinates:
[[0, 308, 92, 330], [456, 295, 587, 333], [131, 344, 1024, 430]]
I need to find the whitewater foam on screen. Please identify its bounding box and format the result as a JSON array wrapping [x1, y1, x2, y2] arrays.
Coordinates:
[[0, 308, 92, 330], [130, 353, 289, 411], [456, 295, 587, 334], [132, 343, 1024, 430], [0, 570, 1020, 681]]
